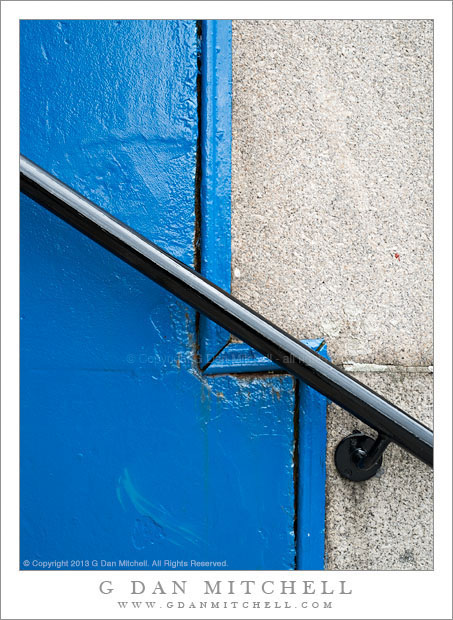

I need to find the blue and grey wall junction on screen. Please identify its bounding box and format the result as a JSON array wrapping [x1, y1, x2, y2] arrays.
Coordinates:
[[20, 19, 432, 571]]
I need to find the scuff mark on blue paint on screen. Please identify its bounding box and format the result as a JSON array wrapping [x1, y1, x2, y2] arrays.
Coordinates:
[[116, 468, 204, 548], [116, 485, 126, 512], [40, 44, 48, 61]]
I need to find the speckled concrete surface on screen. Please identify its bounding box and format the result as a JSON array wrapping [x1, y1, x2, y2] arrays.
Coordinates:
[[231, 20, 433, 571], [325, 371, 433, 570], [231, 20, 433, 365]]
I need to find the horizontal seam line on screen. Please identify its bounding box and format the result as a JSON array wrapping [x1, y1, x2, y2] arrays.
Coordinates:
[[341, 363, 433, 372]]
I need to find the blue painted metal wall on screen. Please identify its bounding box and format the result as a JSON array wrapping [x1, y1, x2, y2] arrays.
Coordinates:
[[20, 19, 302, 570], [198, 20, 232, 366]]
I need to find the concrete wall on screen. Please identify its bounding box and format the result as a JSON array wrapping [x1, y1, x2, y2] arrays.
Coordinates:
[[231, 20, 433, 570]]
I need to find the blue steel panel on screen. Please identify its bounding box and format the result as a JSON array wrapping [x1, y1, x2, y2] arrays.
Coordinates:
[[297, 341, 329, 569], [20, 19, 296, 570], [202, 374, 296, 570], [198, 20, 233, 366], [20, 20, 198, 263], [204, 339, 328, 569], [21, 354, 296, 569]]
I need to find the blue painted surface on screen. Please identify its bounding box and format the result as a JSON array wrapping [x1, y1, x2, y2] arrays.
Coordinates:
[[204, 339, 325, 375], [20, 19, 297, 570], [198, 21, 232, 367], [205, 339, 329, 569], [297, 341, 329, 570]]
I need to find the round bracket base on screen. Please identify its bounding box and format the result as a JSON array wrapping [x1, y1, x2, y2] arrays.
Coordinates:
[[335, 432, 383, 481]]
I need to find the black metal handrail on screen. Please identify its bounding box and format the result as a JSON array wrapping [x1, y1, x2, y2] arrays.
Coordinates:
[[20, 155, 433, 479]]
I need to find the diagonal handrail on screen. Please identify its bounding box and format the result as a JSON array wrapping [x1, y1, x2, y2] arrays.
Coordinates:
[[20, 154, 433, 477]]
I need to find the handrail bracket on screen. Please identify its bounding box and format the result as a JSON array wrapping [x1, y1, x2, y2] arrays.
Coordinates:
[[335, 431, 392, 481]]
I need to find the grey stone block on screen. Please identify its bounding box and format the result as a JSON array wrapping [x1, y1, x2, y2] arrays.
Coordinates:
[[231, 20, 433, 365], [325, 371, 433, 570]]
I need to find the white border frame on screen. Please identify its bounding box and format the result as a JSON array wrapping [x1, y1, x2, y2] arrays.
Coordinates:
[[2, 3, 451, 619]]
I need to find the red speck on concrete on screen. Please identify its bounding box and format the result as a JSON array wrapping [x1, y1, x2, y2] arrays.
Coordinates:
[[394, 253, 400, 261]]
